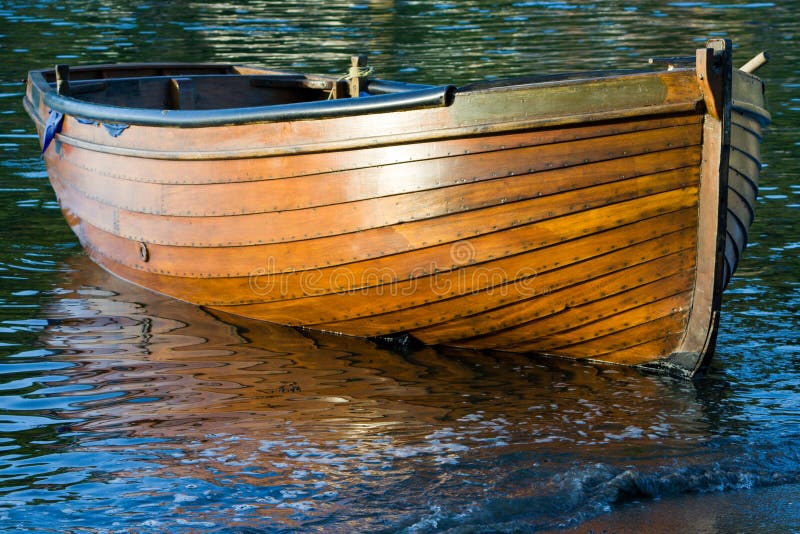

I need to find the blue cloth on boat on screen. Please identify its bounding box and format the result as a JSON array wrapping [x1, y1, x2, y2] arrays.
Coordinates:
[[103, 123, 129, 137], [42, 110, 64, 154]]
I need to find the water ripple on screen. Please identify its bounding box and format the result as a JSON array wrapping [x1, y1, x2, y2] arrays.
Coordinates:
[[0, 0, 797, 531]]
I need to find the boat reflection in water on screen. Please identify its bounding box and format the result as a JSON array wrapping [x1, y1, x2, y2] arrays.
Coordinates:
[[39, 255, 740, 530]]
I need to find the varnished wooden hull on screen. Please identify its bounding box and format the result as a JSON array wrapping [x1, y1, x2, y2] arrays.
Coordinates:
[[24, 40, 769, 375]]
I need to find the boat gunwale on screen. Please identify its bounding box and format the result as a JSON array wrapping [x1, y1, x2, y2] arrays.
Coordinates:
[[24, 97, 703, 161], [27, 68, 457, 127], [27, 63, 700, 129], [731, 68, 771, 123]]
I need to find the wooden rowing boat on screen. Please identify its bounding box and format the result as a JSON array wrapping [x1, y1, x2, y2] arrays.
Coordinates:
[[24, 39, 769, 376]]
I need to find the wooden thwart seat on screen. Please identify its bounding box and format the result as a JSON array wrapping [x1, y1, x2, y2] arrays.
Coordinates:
[[169, 77, 195, 110]]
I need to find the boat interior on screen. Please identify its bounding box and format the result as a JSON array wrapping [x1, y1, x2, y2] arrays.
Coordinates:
[[27, 60, 465, 126], [38, 64, 354, 110], [35, 62, 663, 112]]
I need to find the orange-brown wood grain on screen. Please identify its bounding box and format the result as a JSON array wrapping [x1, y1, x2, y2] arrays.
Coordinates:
[[53, 122, 701, 217], [54, 114, 703, 185], [503, 292, 692, 355], [445, 269, 694, 351], [78, 203, 698, 308], [233, 241, 695, 335], [409, 246, 695, 346], [65, 177, 700, 282], [542, 312, 690, 362], [50, 149, 701, 268], [25, 47, 768, 373]]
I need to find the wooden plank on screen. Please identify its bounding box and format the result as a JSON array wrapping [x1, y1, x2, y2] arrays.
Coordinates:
[[169, 78, 195, 110], [724, 231, 741, 274], [299, 243, 695, 337], [409, 242, 695, 345], [81, 204, 699, 309], [729, 172, 759, 211], [727, 187, 754, 226], [456, 69, 702, 127], [731, 111, 764, 139], [539, 308, 690, 359], [51, 167, 701, 276], [729, 147, 761, 179], [730, 123, 762, 160], [218, 248, 693, 336], [496, 291, 692, 355], [54, 127, 702, 216], [670, 111, 728, 371], [696, 48, 722, 119], [73, 114, 705, 185], [726, 209, 749, 254], [587, 335, 686, 366], [74, 184, 697, 284], [450, 268, 694, 351], [51, 104, 704, 163]]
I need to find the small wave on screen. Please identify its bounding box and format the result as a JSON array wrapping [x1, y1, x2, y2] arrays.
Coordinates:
[[387, 450, 800, 532], [550, 460, 800, 529]]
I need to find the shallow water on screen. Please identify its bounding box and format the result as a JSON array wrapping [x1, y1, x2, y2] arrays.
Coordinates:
[[0, 1, 798, 532]]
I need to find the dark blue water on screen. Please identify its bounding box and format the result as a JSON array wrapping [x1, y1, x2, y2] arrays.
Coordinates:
[[0, 2, 798, 532]]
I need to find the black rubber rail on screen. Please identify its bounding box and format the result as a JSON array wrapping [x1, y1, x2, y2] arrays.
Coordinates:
[[30, 72, 456, 128]]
